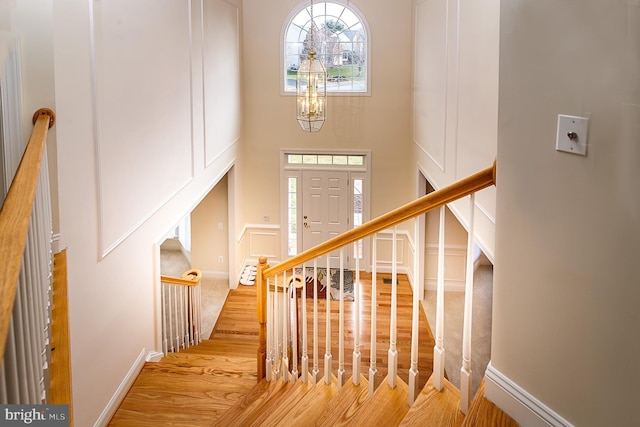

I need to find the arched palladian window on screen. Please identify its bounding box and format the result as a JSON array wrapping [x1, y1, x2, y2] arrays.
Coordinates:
[[283, 1, 369, 94]]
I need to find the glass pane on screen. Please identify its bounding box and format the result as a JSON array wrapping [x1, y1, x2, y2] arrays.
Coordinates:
[[333, 155, 347, 165], [288, 154, 303, 164], [285, 2, 366, 93], [348, 156, 364, 165], [302, 154, 318, 164], [318, 155, 333, 164]]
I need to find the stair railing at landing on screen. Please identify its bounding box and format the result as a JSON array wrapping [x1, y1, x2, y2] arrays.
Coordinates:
[[0, 108, 56, 403], [160, 269, 204, 354], [256, 161, 496, 412]]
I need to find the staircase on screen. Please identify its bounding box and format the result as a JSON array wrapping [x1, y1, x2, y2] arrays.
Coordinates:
[[110, 163, 518, 426], [109, 282, 517, 426]]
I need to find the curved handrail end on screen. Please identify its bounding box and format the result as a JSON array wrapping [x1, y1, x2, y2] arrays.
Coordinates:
[[32, 108, 55, 129]]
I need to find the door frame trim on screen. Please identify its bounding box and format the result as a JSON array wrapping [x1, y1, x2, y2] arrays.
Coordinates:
[[280, 149, 371, 270]]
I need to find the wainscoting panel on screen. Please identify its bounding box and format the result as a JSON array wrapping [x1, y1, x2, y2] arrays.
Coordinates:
[[242, 225, 280, 260], [425, 244, 467, 292], [375, 232, 406, 266]]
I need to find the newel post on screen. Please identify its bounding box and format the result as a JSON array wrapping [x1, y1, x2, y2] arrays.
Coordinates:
[[256, 256, 269, 381]]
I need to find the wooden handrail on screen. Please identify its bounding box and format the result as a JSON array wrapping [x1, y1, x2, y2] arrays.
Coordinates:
[[262, 161, 496, 279], [160, 269, 202, 287], [0, 108, 55, 361]]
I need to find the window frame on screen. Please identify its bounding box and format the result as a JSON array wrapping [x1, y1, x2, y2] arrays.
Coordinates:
[[280, 0, 372, 97]]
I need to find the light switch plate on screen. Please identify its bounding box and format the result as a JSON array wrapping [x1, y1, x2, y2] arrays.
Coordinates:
[[556, 114, 588, 156]]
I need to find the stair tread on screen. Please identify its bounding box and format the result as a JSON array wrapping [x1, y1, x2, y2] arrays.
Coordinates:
[[401, 375, 464, 427], [214, 378, 291, 426], [317, 374, 370, 426], [257, 374, 339, 426], [109, 350, 256, 426], [351, 375, 410, 427]]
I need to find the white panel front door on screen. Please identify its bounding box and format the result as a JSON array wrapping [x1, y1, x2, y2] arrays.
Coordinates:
[[302, 170, 349, 267]]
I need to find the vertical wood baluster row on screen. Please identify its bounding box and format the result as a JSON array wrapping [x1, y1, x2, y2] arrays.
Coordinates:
[[460, 194, 476, 413], [433, 206, 446, 391]]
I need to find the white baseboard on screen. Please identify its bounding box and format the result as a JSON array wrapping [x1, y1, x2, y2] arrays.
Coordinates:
[[145, 351, 164, 362], [94, 348, 147, 427], [485, 363, 574, 427]]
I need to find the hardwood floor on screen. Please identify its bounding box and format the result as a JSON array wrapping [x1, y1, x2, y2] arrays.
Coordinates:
[[108, 272, 517, 426]]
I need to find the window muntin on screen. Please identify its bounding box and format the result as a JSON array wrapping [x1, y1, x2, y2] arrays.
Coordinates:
[[284, 1, 368, 94]]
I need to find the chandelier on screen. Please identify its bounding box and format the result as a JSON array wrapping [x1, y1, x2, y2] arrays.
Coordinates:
[[296, 0, 327, 132]]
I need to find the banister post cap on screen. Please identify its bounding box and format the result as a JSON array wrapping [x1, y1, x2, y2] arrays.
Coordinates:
[[258, 256, 268, 265]]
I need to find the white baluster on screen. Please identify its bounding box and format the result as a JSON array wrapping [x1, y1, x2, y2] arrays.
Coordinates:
[[353, 241, 361, 386], [197, 282, 202, 343], [273, 273, 280, 379], [433, 206, 446, 391], [312, 259, 320, 384], [388, 226, 398, 388], [301, 263, 309, 383], [266, 276, 273, 381], [282, 270, 290, 382], [324, 255, 332, 385], [170, 284, 175, 352], [338, 248, 346, 388], [460, 194, 476, 413], [181, 286, 189, 348], [408, 218, 420, 404], [369, 234, 379, 396], [291, 270, 299, 381], [161, 283, 167, 354]]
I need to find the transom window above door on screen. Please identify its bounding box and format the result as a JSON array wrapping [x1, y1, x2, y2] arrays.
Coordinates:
[[283, 1, 370, 95]]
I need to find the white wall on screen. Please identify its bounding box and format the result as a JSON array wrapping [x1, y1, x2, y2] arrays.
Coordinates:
[[241, 0, 415, 261], [413, 0, 499, 259], [492, 1, 640, 425], [51, 0, 242, 424]]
